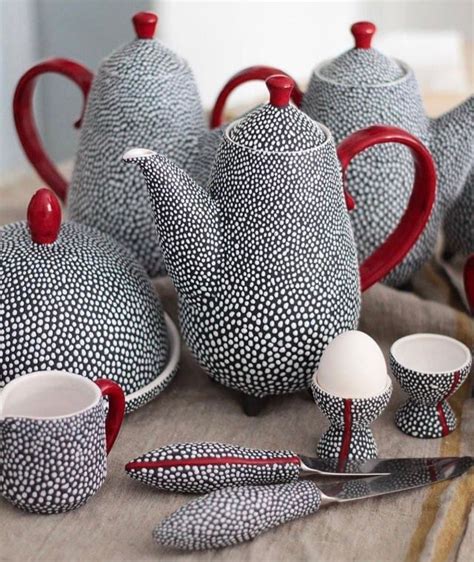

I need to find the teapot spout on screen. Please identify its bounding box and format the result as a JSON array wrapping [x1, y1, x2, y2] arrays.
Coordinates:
[[429, 95, 474, 205], [123, 148, 220, 297]]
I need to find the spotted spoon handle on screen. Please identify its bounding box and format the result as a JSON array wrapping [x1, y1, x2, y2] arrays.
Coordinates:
[[154, 480, 322, 551], [125, 442, 301, 493]]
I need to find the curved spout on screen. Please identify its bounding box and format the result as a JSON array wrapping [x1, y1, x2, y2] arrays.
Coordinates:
[[123, 149, 220, 298], [429, 95, 474, 205]]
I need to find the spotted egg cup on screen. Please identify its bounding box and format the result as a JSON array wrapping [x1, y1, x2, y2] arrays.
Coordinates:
[[311, 379, 392, 461], [390, 334, 472, 439]]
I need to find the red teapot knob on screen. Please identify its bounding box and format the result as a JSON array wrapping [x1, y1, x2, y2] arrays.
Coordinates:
[[132, 12, 158, 39], [351, 21, 376, 49], [266, 75, 295, 108], [27, 188, 62, 244]]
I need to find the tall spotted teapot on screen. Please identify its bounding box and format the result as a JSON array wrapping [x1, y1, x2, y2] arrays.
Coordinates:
[[124, 76, 436, 414], [213, 22, 474, 286], [14, 12, 295, 277]]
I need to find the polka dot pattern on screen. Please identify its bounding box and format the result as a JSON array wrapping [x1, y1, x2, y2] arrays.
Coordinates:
[[126, 442, 300, 493], [0, 220, 173, 413], [126, 102, 361, 398], [312, 382, 392, 460], [68, 30, 214, 277], [390, 353, 471, 438], [153, 480, 321, 551], [444, 168, 474, 256], [1, 401, 106, 514], [303, 54, 474, 287]]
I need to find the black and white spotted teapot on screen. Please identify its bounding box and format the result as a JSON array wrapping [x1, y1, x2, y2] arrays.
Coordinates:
[[14, 12, 284, 278], [213, 22, 474, 287], [124, 75, 436, 414], [0, 189, 179, 413]]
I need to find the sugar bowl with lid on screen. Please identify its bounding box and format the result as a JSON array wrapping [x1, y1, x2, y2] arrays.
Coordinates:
[[0, 189, 179, 413]]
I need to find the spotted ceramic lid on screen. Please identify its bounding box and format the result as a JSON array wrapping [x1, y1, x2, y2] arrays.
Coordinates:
[[99, 12, 189, 80], [228, 75, 327, 152], [0, 189, 177, 413], [318, 22, 405, 86]]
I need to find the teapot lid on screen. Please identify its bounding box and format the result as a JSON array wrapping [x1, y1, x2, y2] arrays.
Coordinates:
[[228, 75, 327, 151], [99, 11, 189, 80], [318, 22, 406, 85]]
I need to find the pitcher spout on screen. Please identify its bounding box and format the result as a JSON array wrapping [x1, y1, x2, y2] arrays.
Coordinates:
[[123, 148, 220, 298], [429, 95, 474, 205]]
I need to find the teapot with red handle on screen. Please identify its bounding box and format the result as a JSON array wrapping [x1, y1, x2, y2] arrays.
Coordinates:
[[212, 22, 473, 287], [123, 75, 436, 414], [14, 12, 296, 277]]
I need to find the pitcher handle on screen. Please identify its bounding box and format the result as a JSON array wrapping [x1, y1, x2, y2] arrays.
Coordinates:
[[337, 125, 437, 291], [95, 379, 126, 454], [13, 58, 94, 202], [210, 65, 303, 128]]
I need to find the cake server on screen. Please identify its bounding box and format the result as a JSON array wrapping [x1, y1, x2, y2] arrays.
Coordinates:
[[125, 441, 464, 493], [153, 456, 473, 551]]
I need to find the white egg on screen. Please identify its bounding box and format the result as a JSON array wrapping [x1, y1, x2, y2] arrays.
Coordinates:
[[314, 330, 389, 398]]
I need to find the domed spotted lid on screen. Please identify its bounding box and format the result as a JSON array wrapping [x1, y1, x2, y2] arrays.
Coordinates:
[[0, 189, 179, 413], [98, 12, 190, 81], [227, 75, 327, 151], [318, 22, 406, 86]]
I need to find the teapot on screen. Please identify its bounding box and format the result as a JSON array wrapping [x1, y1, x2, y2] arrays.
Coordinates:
[[123, 75, 436, 415], [14, 12, 297, 277], [444, 168, 474, 257], [212, 22, 473, 287]]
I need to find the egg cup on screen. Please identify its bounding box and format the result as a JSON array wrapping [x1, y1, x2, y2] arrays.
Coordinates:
[[312, 379, 392, 461], [390, 334, 472, 439]]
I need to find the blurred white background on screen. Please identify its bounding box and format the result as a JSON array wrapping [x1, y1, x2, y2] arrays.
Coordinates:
[[1, 0, 473, 181]]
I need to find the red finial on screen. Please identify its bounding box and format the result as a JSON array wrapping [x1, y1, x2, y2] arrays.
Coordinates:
[[266, 75, 295, 108], [27, 188, 62, 244], [351, 21, 376, 49], [132, 12, 158, 39]]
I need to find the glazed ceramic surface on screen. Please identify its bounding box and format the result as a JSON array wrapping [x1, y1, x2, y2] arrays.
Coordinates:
[[126, 443, 300, 493], [0, 189, 176, 413], [125, 75, 435, 400], [312, 380, 392, 460], [444, 168, 474, 256], [0, 371, 124, 514], [214, 23, 473, 286], [301, 23, 474, 286], [390, 334, 472, 438]]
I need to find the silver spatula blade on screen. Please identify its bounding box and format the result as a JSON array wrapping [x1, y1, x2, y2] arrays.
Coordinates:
[[154, 456, 473, 551], [319, 456, 474, 505]]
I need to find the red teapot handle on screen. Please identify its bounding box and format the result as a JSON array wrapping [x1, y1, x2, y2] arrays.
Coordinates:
[[337, 125, 437, 291], [210, 65, 304, 128], [464, 254, 474, 314], [13, 58, 94, 202]]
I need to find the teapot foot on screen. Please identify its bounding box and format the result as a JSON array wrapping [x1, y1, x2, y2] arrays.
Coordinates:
[[241, 394, 268, 417]]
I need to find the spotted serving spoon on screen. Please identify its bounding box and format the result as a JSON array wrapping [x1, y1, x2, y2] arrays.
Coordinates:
[[125, 442, 461, 493], [153, 456, 473, 551]]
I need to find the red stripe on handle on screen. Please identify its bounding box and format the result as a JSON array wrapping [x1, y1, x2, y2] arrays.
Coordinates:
[[437, 371, 461, 437], [126, 455, 301, 471], [338, 399, 353, 471]]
